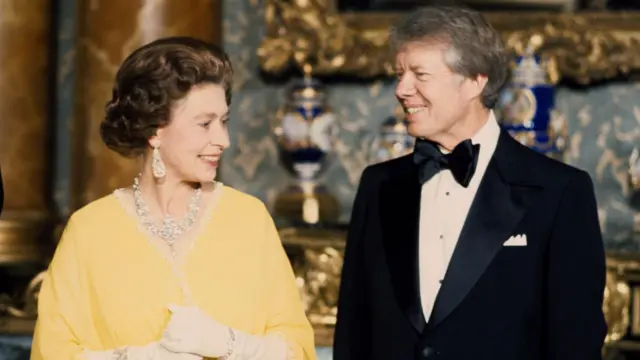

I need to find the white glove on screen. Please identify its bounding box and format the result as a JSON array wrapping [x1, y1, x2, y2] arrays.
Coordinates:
[[160, 304, 232, 358], [227, 332, 288, 360], [82, 340, 203, 360], [160, 304, 289, 360]]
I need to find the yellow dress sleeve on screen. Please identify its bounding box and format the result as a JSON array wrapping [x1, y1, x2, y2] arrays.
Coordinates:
[[31, 215, 98, 360], [261, 207, 317, 360]]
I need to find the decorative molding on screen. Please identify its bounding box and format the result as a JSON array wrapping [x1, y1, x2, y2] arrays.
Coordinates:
[[280, 226, 346, 346], [258, 0, 640, 84], [0, 271, 44, 335]]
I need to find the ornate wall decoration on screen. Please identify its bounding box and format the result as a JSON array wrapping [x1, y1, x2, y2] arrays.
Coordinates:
[[604, 257, 632, 344], [258, 0, 394, 77], [259, 0, 640, 84], [221, 0, 640, 248]]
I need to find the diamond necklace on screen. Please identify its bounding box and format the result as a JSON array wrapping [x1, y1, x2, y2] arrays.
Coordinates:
[[132, 174, 202, 251]]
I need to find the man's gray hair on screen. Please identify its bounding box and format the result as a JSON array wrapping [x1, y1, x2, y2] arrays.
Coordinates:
[[390, 6, 508, 108]]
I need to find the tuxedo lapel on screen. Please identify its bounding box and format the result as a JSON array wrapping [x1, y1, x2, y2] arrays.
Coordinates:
[[428, 133, 541, 329], [379, 161, 426, 334]]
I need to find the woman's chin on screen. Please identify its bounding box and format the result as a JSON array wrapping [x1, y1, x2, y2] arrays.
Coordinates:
[[195, 170, 217, 183]]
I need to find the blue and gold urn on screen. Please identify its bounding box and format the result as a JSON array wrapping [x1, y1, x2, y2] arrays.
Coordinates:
[[273, 65, 340, 225], [369, 105, 415, 164], [496, 47, 566, 159]]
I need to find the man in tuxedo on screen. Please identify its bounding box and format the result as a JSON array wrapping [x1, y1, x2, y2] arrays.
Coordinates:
[[333, 6, 607, 360]]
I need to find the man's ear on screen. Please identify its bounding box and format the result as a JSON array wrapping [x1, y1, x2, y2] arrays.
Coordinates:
[[464, 73, 488, 102]]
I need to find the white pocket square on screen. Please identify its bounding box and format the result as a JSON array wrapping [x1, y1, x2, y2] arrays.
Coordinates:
[[503, 234, 527, 246]]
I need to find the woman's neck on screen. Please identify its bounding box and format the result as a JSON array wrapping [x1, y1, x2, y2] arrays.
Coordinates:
[[136, 170, 199, 218]]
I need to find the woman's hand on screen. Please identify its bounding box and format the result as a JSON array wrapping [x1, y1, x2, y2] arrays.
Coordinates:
[[82, 341, 203, 360], [160, 304, 233, 358]]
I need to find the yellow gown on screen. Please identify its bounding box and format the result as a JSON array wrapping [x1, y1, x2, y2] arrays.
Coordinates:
[[30, 184, 316, 360]]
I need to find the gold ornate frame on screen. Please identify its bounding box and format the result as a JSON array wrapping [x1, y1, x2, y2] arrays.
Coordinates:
[[258, 0, 640, 84]]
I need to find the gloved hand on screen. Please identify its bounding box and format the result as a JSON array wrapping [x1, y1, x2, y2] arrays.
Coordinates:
[[82, 340, 203, 360], [160, 304, 290, 360], [160, 304, 233, 358]]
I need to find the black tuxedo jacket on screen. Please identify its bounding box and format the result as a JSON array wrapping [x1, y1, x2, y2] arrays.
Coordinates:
[[333, 131, 607, 360]]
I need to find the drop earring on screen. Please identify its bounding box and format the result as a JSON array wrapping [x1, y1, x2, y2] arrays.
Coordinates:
[[151, 145, 166, 179]]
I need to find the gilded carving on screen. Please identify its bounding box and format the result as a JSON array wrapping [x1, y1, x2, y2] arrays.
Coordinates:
[[258, 0, 393, 77], [604, 258, 631, 343], [259, 0, 640, 83], [501, 14, 640, 84], [296, 246, 343, 325], [280, 226, 346, 345], [0, 271, 44, 321]]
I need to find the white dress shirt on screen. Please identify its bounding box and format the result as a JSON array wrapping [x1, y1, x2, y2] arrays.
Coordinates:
[[418, 111, 501, 320]]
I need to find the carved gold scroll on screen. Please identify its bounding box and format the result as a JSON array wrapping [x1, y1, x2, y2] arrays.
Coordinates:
[[258, 0, 640, 84]]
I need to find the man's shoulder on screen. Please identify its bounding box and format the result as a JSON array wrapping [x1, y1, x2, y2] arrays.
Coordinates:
[[361, 153, 415, 181], [504, 136, 591, 188]]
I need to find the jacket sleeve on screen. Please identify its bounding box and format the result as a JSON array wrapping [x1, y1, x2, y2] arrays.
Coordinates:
[[545, 170, 607, 360]]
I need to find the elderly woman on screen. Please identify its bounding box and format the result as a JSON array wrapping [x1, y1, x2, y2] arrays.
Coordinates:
[[31, 37, 316, 360]]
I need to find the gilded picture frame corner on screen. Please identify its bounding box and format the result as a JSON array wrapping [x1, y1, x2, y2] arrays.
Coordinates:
[[258, 0, 640, 83]]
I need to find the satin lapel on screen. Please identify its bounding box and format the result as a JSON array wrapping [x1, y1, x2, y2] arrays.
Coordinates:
[[428, 137, 540, 329], [380, 167, 425, 334]]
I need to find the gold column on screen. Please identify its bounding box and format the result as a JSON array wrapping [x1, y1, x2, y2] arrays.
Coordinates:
[[0, 0, 52, 265], [73, 0, 221, 207]]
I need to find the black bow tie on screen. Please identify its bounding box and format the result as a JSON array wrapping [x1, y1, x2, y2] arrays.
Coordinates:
[[413, 138, 480, 187]]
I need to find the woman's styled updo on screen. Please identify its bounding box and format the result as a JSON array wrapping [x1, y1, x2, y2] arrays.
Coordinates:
[[100, 36, 233, 158]]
